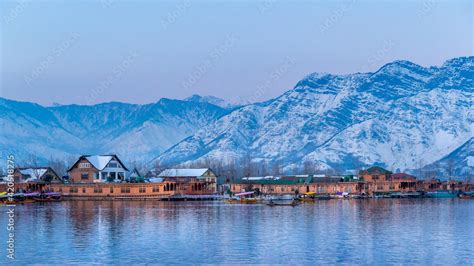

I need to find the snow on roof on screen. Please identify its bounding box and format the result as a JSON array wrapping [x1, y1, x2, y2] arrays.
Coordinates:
[[85, 155, 113, 170], [147, 177, 164, 183], [158, 168, 211, 177], [242, 176, 279, 181], [19, 168, 48, 178]]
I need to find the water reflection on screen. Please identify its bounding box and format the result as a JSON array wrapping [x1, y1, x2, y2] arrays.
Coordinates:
[[0, 199, 473, 264]]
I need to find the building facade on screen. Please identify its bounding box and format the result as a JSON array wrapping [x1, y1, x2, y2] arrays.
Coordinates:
[[13, 167, 61, 183], [68, 155, 129, 183]]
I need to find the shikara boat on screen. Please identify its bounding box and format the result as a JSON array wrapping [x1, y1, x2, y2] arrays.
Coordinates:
[[226, 191, 260, 204], [34, 192, 62, 202], [460, 191, 474, 199], [298, 192, 316, 202]]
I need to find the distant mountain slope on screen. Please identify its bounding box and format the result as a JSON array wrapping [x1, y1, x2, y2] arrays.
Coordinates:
[[0, 98, 229, 164], [420, 138, 474, 178], [156, 56, 473, 177]]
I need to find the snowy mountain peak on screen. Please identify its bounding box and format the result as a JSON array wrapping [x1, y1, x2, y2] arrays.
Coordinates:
[[157, 57, 473, 178]]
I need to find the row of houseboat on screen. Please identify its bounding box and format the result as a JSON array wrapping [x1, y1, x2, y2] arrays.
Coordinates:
[[0, 154, 473, 202]]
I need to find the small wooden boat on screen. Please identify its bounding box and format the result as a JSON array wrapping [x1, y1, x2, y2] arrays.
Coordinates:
[[460, 191, 474, 199], [34, 192, 62, 202], [226, 191, 261, 204]]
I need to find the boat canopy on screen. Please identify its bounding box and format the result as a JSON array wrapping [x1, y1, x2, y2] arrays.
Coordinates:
[[235, 191, 254, 196]]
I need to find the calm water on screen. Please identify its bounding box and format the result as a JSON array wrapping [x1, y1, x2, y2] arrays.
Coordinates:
[[1, 199, 473, 264]]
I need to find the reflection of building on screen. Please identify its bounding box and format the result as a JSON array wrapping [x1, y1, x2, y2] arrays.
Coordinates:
[[68, 155, 129, 183], [13, 167, 61, 183]]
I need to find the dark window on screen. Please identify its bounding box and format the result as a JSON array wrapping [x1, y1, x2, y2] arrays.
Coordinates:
[[81, 173, 89, 180], [120, 187, 130, 193], [110, 187, 114, 193], [153, 186, 159, 192], [139, 187, 146, 193], [82, 187, 86, 193], [93, 187, 103, 193]]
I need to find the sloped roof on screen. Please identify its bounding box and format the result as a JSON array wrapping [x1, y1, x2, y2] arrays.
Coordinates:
[[158, 168, 211, 177], [67, 154, 129, 172], [85, 155, 113, 170], [359, 166, 392, 175], [15, 167, 60, 183], [18, 168, 48, 178]]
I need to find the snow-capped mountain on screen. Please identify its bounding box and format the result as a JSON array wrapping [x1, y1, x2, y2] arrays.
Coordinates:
[[2, 56, 472, 177], [184, 94, 243, 109], [0, 98, 229, 164], [156, 56, 473, 177]]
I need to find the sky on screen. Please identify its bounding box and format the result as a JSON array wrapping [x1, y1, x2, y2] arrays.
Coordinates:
[[0, 0, 472, 106]]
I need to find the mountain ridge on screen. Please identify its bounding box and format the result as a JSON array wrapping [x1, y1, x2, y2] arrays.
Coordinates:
[[1, 56, 472, 178], [156, 56, 473, 177]]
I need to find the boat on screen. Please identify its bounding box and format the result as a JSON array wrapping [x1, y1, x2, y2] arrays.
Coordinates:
[[13, 193, 38, 204], [390, 191, 424, 198], [426, 190, 459, 198], [460, 191, 474, 199], [334, 192, 350, 199], [226, 191, 260, 204], [34, 192, 62, 202], [298, 192, 316, 202], [267, 200, 299, 207]]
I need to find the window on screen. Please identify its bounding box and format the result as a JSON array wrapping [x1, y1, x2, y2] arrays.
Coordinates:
[[108, 162, 118, 168], [121, 187, 130, 193], [139, 187, 146, 193], [81, 173, 89, 180], [94, 173, 99, 179], [79, 163, 91, 168], [153, 186, 159, 192], [69, 187, 78, 193], [93, 187, 103, 193], [82, 187, 86, 193], [110, 187, 114, 193]]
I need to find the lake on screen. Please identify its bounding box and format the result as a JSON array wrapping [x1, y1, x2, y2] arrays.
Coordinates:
[[1, 199, 473, 264]]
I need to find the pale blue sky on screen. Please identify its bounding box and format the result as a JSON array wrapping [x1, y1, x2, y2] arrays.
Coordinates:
[[1, 0, 472, 105]]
